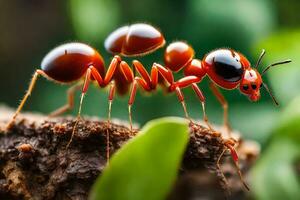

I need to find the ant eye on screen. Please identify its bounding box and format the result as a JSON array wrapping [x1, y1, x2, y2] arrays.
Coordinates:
[[242, 85, 249, 90], [251, 84, 257, 90]]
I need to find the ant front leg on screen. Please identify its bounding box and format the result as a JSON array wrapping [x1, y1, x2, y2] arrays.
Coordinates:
[[209, 82, 232, 137], [48, 82, 83, 117], [6, 69, 47, 131]]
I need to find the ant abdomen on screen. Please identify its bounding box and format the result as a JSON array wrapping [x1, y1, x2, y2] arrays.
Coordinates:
[[41, 43, 105, 83]]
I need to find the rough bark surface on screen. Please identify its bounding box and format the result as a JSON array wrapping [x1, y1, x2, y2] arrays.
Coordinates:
[[0, 108, 259, 200]]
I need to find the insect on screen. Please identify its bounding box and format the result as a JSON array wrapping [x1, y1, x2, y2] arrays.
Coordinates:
[[6, 23, 290, 191]]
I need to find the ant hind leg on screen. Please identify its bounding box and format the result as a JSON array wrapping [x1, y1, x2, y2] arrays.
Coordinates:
[[6, 69, 46, 131], [48, 82, 82, 117]]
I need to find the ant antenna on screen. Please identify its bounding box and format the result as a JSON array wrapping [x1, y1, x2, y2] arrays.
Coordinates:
[[262, 83, 279, 106], [262, 59, 292, 75], [259, 58, 291, 105], [255, 49, 266, 68]]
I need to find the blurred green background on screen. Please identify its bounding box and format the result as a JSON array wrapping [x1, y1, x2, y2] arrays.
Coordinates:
[[0, 0, 299, 199]]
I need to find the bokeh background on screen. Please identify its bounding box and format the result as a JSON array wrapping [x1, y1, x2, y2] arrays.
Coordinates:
[[0, 0, 299, 199]]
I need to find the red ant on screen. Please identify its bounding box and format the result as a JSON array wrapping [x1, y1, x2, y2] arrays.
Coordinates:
[[6, 23, 290, 191]]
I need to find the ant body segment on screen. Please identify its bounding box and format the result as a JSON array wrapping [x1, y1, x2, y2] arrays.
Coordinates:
[[6, 23, 291, 191]]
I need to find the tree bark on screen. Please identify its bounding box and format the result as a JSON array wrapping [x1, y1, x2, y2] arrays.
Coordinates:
[[0, 107, 259, 200]]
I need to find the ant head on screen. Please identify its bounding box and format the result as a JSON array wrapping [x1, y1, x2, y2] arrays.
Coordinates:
[[240, 49, 291, 105], [164, 41, 194, 72], [239, 69, 262, 102]]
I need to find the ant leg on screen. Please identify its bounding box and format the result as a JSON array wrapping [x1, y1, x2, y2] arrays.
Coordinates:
[[171, 75, 201, 91], [67, 68, 92, 148], [151, 63, 175, 88], [133, 60, 152, 87], [107, 81, 116, 124], [103, 55, 121, 85], [174, 87, 192, 123], [6, 69, 46, 131], [122, 61, 174, 89], [120, 61, 134, 82], [128, 80, 138, 131], [171, 76, 201, 123], [154, 63, 174, 84], [216, 149, 231, 192], [87, 65, 119, 162], [106, 81, 116, 162], [191, 83, 214, 130], [225, 141, 250, 191], [120, 61, 153, 130], [133, 61, 176, 89], [209, 82, 231, 137], [128, 77, 151, 130], [120, 62, 138, 130], [48, 82, 82, 117], [150, 65, 158, 88]]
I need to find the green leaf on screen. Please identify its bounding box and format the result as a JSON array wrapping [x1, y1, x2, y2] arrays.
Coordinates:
[[89, 117, 189, 200]]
